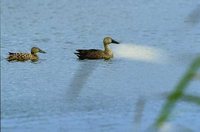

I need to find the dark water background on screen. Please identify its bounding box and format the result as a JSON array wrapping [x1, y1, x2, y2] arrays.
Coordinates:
[[1, 0, 200, 131]]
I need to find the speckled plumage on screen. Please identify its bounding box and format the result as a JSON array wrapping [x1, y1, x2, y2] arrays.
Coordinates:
[[75, 37, 119, 60], [7, 47, 46, 62]]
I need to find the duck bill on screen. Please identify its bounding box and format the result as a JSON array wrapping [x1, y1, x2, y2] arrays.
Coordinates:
[[39, 49, 46, 53], [111, 39, 120, 44]]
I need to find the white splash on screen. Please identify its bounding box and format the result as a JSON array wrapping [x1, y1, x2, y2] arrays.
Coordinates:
[[113, 43, 169, 64]]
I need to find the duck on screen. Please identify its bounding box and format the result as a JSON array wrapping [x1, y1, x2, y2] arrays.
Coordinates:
[[7, 47, 46, 62], [74, 37, 120, 60]]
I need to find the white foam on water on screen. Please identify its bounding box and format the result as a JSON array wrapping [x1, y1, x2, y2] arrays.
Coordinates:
[[113, 43, 169, 64]]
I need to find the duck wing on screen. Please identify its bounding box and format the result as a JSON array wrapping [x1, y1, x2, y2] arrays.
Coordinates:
[[75, 49, 104, 59]]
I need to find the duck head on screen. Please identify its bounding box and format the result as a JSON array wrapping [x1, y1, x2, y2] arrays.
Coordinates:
[[103, 37, 120, 45], [31, 47, 46, 54]]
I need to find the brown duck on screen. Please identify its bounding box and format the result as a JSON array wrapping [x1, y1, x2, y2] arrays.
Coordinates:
[[7, 47, 46, 62], [75, 37, 120, 60]]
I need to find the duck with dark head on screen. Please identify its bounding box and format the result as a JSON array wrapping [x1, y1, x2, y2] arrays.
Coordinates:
[[75, 37, 120, 60], [7, 47, 46, 62]]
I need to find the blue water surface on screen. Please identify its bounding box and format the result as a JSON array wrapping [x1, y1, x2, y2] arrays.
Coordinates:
[[1, 0, 200, 132]]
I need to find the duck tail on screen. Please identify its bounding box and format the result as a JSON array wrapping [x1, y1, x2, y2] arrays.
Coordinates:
[[74, 52, 80, 56], [9, 52, 15, 55], [7, 52, 17, 61], [74, 52, 85, 60], [7, 56, 14, 61]]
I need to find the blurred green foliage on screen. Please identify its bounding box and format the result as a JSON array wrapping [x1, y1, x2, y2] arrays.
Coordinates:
[[155, 56, 200, 127]]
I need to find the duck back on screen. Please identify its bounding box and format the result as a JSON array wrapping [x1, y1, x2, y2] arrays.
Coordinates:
[[7, 53, 35, 61], [75, 49, 105, 59]]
